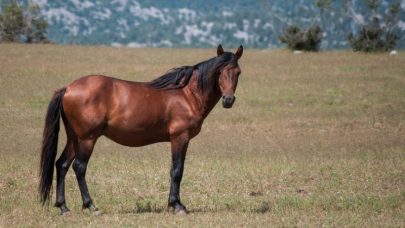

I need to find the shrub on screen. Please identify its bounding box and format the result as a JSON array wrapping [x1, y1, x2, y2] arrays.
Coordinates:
[[261, 1, 325, 52], [318, 0, 401, 52], [348, 26, 399, 52], [278, 25, 323, 51]]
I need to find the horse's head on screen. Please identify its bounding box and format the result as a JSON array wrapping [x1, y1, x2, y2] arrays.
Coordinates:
[[216, 44, 243, 109]]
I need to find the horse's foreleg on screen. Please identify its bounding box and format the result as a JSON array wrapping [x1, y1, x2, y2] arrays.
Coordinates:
[[54, 141, 76, 215], [72, 139, 100, 215], [168, 134, 189, 215]]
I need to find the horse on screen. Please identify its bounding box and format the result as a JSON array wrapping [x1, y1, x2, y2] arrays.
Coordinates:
[[39, 44, 243, 216]]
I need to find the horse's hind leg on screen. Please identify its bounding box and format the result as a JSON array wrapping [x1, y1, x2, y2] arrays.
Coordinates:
[[72, 139, 100, 215], [55, 121, 77, 215], [54, 140, 76, 215]]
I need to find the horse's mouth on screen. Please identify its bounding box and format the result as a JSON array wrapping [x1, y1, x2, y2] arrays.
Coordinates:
[[222, 96, 235, 109]]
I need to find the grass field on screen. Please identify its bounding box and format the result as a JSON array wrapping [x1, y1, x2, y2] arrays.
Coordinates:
[[0, 44, 404, 227]]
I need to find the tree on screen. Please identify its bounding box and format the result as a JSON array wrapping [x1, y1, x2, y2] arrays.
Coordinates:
[[278, 25, 323, 52], [260, 1, 325, 51], [0, 0, 50, 43], [317, 0, 401, 52]]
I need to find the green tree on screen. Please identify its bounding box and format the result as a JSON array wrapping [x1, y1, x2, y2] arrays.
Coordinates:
[[317, 0, 401, 52], [278, 25, 323, 51], [260, 1, 326, 51], [0, 0, 50, 43]]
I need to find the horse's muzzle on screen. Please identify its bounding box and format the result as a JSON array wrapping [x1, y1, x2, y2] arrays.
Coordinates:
[[222, 96, 235, 109]]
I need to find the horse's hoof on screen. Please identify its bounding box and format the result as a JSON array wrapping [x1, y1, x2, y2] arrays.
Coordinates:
[[60, 211, 71, 216], [93, 209, 102, 216], [174, 208, 188, 216]]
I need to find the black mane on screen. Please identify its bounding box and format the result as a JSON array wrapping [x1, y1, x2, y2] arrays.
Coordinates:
[[147, 51, 239, 92]]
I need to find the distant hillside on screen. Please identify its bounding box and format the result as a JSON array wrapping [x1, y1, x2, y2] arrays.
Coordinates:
[[5, 0, 405, 49]]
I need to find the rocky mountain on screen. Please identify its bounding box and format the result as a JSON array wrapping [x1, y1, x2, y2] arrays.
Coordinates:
[[7, 0, 405, 49]]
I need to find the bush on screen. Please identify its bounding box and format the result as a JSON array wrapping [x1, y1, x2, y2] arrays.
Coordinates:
[[347, 2, 401, 52], [278, 25, 323, 51], [348, 26, 399, 52], [318, 0, 401, 52], [0, 0, 50, 43]]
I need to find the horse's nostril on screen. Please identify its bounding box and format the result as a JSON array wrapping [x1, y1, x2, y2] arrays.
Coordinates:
[[222, 96, 235, 107]]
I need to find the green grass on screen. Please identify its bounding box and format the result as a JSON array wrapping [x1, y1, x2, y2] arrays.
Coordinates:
[[0, 44, 404, 227]]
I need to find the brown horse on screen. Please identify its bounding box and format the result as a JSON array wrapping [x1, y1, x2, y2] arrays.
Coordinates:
[[39, 44, 243, 216]]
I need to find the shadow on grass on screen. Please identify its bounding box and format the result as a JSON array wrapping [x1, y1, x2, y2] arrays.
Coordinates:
[[119, 201, 166, 214], [118, 201, 272, 215], [188, 202, 272, 214]]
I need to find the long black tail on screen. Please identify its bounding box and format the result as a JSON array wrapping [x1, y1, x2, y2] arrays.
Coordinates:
[[39, 87, 66, 206]]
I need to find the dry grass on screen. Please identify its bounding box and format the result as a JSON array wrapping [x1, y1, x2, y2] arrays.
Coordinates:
[[0, 44, 404, 227]]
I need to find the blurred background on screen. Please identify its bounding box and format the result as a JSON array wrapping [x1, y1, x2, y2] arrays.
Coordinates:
[[1, 0, 404, 50]]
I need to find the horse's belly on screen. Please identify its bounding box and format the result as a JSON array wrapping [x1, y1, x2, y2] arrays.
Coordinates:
[[102, 124, 170, 147]]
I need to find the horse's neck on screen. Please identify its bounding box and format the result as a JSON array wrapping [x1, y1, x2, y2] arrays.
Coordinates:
[[185, 73, 221, 119]]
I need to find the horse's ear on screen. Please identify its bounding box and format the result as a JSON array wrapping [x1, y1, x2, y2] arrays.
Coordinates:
[[217, 44, 224, 57], [235, 45, 243, 60]]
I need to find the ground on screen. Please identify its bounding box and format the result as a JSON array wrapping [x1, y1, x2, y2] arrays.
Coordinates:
[[0, 44, 404, 227]]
